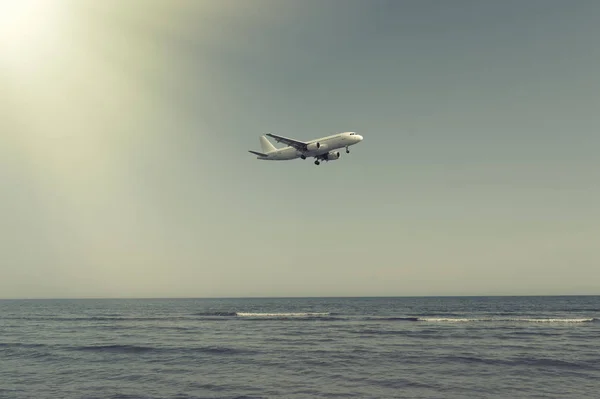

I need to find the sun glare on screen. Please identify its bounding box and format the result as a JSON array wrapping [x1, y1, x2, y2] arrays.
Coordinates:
[[0, 0, 64, 68]]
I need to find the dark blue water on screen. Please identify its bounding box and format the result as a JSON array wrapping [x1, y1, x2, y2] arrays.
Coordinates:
[[1, 296, 599, 398]]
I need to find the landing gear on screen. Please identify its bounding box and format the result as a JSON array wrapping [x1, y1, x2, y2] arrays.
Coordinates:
[[314, 160, 320, 165], [346, 146, 350, 154], [300, 154, 306, 160]]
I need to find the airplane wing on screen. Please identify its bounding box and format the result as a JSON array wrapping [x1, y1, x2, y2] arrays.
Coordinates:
[[266, 133, 307, 151]]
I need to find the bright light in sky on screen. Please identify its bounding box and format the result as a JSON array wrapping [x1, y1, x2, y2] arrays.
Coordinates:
[[0, 0, 63, 68], [1, 1, 599, 298]]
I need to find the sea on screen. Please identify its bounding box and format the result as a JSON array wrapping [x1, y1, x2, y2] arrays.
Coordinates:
[[1, 296, 599, 399]]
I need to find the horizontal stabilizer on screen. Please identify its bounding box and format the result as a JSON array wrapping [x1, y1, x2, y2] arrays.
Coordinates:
[[248, 150, 268, 157]]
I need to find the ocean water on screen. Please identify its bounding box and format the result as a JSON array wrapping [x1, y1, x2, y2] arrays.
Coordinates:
[[1, 296, 599, 399]]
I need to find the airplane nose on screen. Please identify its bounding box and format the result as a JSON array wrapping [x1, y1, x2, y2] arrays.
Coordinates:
[[356, 135, 363, 141]]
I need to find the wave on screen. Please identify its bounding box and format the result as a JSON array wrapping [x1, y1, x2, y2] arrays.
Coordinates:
[[236, 312, 331, 317], [358, 316, 597, 323], [0, 342, 47, 348], [6, 313, 595, 324], [70, 344, 246, 355], [193, 311, 238, 317], [364, 317, 420, 322], [1, 316, 189, 322], [419, 317, 596, 323], [73, 344, 156, 354], [190, 311, 333, 319], [3, 312, 334, 322], [3, 343, 249, 356], [440, 355, 596, 370]]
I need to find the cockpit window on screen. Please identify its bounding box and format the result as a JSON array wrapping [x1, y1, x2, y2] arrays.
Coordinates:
[[349, 133, 355, 135]]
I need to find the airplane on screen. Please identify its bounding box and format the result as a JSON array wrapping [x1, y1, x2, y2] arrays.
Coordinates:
[[248, 132, 363, 165]]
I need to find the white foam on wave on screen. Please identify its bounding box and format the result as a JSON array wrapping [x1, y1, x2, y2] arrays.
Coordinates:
[[236, 312, 330, 317], [420, 317, 595, 323], [519, 318, 594, 323]]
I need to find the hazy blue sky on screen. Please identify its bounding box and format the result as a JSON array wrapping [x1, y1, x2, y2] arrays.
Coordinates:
[[1, 0, 599, 298]]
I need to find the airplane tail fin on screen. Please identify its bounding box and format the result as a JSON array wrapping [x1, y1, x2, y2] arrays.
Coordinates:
[[260, 135, 277, 153]]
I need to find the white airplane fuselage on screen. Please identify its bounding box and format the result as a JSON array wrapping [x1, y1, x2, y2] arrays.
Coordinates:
[[256, 132, 363, 161]]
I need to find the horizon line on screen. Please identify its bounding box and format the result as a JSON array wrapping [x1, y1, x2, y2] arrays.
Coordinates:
[[1, 293, 599, 300]]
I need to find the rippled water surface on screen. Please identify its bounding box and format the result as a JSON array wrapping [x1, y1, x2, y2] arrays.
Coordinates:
[[1, 296, 599, 398]]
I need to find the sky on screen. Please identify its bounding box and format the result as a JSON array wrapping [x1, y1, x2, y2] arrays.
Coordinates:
[[1, 0, 599, 298]]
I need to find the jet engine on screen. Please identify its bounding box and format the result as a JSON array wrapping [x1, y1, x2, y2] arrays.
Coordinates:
[[325, 151, 340, 160], [307, 142, 327, 151]]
